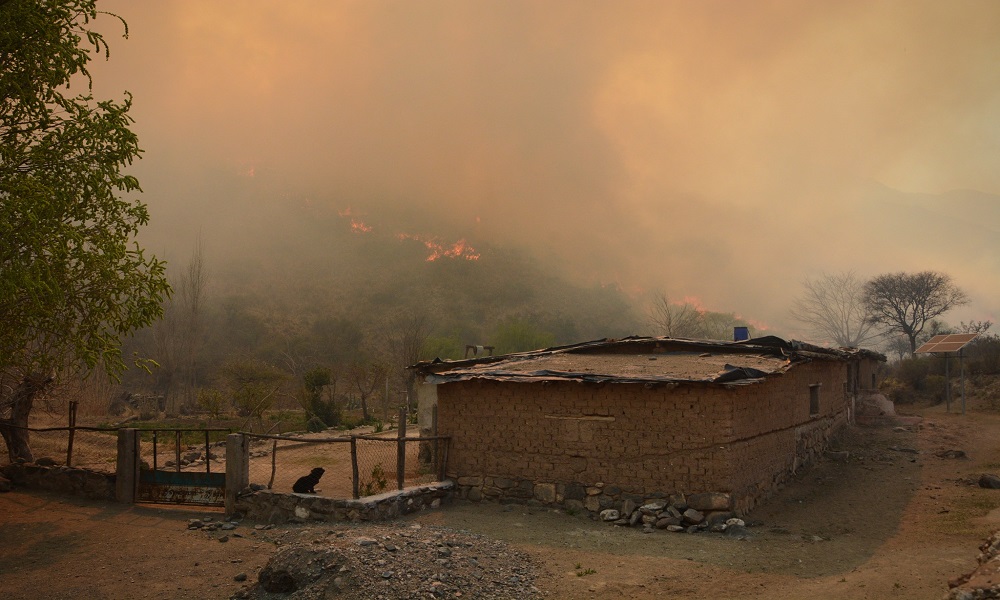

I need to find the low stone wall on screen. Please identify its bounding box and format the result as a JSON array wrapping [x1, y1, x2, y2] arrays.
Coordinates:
[[454, 474, 734, 519], [1, 462, 116, 500], [235, 481, 454, 524]]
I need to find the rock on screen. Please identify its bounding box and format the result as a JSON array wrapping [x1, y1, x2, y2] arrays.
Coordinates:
[[979, 474, 1000, 489], [682, 508, 705, 525], [824, 450, 850, 462], [0, 475, 11, 492], [620, 499, 637, 518], [599, 509, 620, 522], [234, 573, 248, 582], [35, 457, 57, 467], [628, 510, 643, 526], [639, 501, 666, 514], [937, 450, 968, 459], [655, 516, 681, 529], [724, 524, 751, 539], [355, 537, 379, 546], [665, 525, 685, 532]]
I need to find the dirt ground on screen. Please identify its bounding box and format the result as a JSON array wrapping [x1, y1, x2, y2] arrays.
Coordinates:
[[3, 400, 1000, 599]]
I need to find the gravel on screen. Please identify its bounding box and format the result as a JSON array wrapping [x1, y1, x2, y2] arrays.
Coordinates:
[[231, 521, 542, 599]]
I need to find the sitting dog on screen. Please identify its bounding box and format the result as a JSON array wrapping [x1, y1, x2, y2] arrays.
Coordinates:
[[292, 467, 325, 494]]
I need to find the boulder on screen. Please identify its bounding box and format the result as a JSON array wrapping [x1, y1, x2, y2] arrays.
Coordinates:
[[979, 474, 1000, 489]]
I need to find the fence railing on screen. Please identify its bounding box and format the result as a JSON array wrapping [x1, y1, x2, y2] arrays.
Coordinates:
[[1, 413, 450, 501], [0, 423, 120, 473], [243, 430, 449, 499]]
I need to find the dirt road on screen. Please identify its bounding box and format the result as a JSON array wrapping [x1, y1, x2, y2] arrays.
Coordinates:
[[2, 402, 1000, 599]]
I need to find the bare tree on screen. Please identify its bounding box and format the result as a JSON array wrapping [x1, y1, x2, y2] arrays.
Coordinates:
[[647, 294, 703, 338], [790, 272, 878, 347], [348, 360, 388, 423], [863, 271, 970, 354], [150, 240, 208, 413]]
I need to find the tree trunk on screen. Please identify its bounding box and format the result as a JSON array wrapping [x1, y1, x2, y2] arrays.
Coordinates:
[[0, 374, 52, 463]]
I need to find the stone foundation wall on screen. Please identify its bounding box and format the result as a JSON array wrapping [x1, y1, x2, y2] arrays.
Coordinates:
[[234, 481, 454, 525], [1, 463, 116, 500]]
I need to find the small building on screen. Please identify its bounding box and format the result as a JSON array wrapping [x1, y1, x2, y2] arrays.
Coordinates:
[[411, 336, 883, 516]]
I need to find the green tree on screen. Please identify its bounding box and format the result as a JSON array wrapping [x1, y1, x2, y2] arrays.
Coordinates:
[[0, 1, 169, 461], [863, 271, 969, 354]]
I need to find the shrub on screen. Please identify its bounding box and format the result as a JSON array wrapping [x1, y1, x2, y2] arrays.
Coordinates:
[[880, 377, 915, 405]]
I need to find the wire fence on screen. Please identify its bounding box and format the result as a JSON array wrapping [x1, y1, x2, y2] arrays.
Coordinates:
[[244, 432, 449, 499], [1, 421, 449, 500], [0, 425, 120, 473]]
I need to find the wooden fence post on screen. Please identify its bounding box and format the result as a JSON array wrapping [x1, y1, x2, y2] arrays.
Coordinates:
[[431, 405, 439, 477], [224, 433, 249, 517], [397, 406, 407, 490], [66, 401, 77, 467], [350, 436, 360, 499], [115, 428, 139, 503]]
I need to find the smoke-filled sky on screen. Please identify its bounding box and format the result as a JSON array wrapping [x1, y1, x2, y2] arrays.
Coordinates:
[[86, 0, 1000, 338]]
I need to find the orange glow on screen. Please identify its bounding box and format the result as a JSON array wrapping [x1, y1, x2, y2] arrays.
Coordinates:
[[397, 233, 480, 261], [350, 219, 372, 233], [679, 296, 708, 313]]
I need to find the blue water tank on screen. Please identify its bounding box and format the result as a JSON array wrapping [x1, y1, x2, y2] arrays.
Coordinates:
[[733, 326, 750, 341]]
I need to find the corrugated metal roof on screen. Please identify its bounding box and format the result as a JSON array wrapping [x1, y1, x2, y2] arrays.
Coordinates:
[[411, 335, 884, 386]]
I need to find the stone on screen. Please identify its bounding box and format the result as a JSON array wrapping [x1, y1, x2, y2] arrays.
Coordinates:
[[629, 510, 642, 526], [355, 537, 378, 546], [35, 457, 57, 467], [0, 475, 12, 492], [563, 483, 586, 501], [641, 514, 657, 525], [666, 525, 685, 532], [467, 487, 482, 502], [724, 524, 751, 539], [457, 476, 482, 487], [682, 508, 705, 525], [824, 450, 850, 462], [620, 499, 637, 518], [583, 495, 601, 513], [234, 573, 247, 582], [586, 486, 602, 496], [687, 492, 731, 512], [655, 516, 681, 529], [599, 509, 620, 522], [979, 474, 1000, 489], [534, 483, 556, 503], [639, 501, 666, 514]]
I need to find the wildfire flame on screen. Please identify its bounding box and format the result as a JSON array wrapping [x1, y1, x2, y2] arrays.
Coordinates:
[[350, 219, 372, 233], [397, 233, 480, 261]]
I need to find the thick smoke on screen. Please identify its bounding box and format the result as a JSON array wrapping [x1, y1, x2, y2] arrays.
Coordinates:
[[88, 1, 1000, 336]]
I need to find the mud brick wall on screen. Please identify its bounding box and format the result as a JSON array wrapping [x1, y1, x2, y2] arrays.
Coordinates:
[[436, 359, 852, 516], [437, 380, 736, 498], [726, 360, 849, 513]]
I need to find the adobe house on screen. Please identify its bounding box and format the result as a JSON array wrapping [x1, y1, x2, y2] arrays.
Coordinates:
[[411, 336, 883, 516]]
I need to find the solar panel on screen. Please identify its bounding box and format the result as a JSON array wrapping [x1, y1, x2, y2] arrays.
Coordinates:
[[914, 333, 979, 354]]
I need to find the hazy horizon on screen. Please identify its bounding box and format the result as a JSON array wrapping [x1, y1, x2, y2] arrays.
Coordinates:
[[83, 1, 1000, 341]]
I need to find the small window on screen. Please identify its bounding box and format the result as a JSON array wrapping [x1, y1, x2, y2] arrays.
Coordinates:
[[809, 384, 821, 416]]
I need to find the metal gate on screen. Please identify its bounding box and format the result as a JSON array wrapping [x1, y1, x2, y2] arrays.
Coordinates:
[[136, 429, 229, 506]]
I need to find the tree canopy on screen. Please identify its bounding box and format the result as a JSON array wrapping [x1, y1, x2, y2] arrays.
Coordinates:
[[862, 271, 969, 353], [0, 0, 169, 458], [0, 0, 168, 379]]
